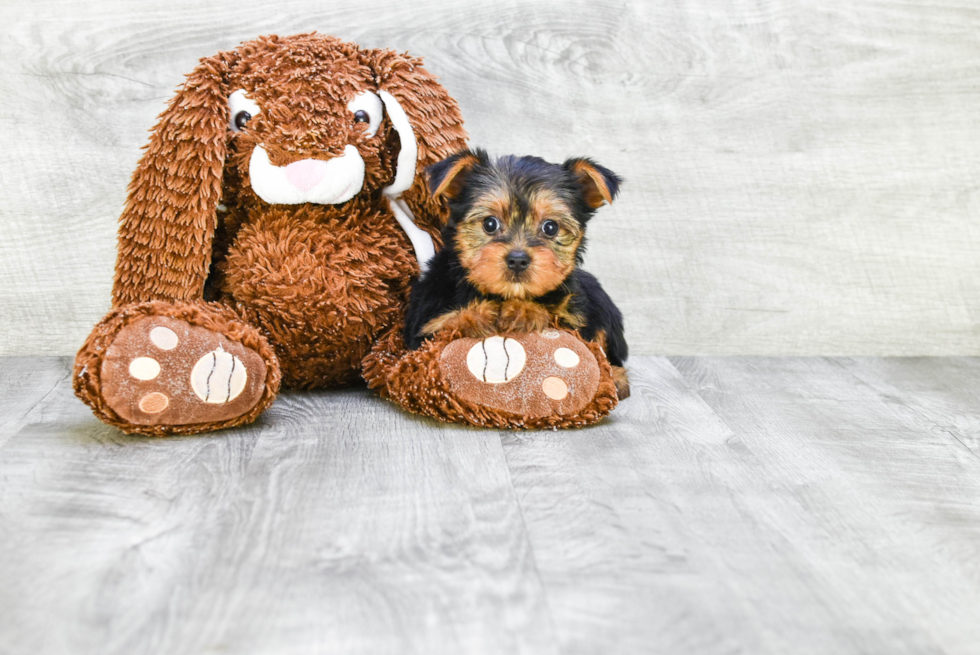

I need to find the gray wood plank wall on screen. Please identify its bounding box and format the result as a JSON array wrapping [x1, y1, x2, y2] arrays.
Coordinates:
[[2, 0, 979, 356]]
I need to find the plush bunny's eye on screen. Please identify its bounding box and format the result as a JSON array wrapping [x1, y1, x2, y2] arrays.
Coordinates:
[[228, 89, 261, 133], [346, 91, 383, 137]]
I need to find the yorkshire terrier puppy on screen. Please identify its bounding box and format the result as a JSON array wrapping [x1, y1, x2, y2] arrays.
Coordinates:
[[404, 148, 629, 399]]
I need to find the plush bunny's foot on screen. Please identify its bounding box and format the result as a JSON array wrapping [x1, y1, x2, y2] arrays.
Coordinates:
[[75, 301, 280, 436], [364, 326, 619, 429], [100, 316, 269, 426], [440, 330, 601, 418]]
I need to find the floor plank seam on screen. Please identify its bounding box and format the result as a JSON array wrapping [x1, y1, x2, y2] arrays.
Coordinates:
[[0, 364, 71, 446], [494, 430, 565, 655], [826, 357, 980, 463]]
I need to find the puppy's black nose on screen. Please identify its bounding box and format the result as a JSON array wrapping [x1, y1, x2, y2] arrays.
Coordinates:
[[506, 250, 531, 273]]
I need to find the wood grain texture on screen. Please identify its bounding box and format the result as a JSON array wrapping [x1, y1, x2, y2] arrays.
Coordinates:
[[0, 358, 557, 655], [2, 0, 980, 356], [669, 356, 980, 654], [502, 355, 980, 654], [501, 357, 749, 654], [5, 355, 980, 653], [0, 357, 70, 449]]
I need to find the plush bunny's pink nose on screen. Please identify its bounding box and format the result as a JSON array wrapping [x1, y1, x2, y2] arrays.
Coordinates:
[[284, 159, 327, 192]]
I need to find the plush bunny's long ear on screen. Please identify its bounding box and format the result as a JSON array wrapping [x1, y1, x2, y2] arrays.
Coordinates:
[[112, 52, 235, 306], [378, 90, 417, 199], [376, 86, 434, 270], [366, 49, 468, 270]]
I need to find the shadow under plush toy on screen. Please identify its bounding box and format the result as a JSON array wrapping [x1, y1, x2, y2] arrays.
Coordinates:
[[74, 33, 620, 435]]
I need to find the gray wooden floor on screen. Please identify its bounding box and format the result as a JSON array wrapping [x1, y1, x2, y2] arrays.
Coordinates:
[[2, 356, 980, 654]]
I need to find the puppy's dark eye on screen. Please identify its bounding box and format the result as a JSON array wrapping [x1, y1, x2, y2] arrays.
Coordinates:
[[234, 110, 252, 130], [541, 220, 559, 237], [483, 217, 500, 234], [353, 110, 369, 124]]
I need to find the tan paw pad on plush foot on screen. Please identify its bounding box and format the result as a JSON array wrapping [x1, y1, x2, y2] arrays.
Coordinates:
[[100, 316, 267, 427], [441, 330, 600, 418]]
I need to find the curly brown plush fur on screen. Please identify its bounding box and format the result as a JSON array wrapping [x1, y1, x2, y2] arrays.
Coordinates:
[[363, 322, 619, 429], [74, 34, 467, 434], [74, 300, 281, 436], [112, 35, 463, 310], [74, 33, 620, 434]]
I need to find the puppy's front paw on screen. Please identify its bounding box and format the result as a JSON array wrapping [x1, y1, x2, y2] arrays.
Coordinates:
[[497, 300, 553, 334], [423, 300, 500, 339], [611, 365, 630, 400]]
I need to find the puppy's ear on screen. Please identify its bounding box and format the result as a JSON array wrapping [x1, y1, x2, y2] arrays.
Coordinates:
[[563, 158, 622, 209], [112, 51, 236, 306], [426, 149, 483, 200]]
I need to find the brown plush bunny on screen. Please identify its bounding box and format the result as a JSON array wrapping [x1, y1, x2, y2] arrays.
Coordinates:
[[74, 33, 619, 435], [74, 33, 467, 435]]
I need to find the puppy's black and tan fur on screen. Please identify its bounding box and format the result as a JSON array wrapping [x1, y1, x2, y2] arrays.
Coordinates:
[[404, 148, 630, 399]]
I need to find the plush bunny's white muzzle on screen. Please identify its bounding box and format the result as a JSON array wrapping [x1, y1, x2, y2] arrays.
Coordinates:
[[249, 144, 365, 205], [244, 89, 436, 271]]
